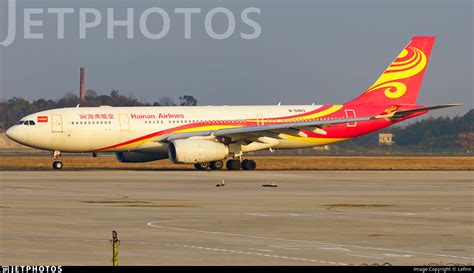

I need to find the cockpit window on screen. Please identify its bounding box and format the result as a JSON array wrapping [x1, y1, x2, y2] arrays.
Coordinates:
[[16, 120, 35, 126]]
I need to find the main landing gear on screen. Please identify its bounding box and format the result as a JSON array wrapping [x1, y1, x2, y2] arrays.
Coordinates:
[[194, 160, 225, 170], [194, 159, 256, 171], [52, 150, 63, 170], [242, 159, 257, 170], [194, 162, 210, 170], [227, 159, 256, 170]]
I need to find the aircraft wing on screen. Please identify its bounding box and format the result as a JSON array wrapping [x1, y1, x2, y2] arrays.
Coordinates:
[[155, 115, 384, 143]]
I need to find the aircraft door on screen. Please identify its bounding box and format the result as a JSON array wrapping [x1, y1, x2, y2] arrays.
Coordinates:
[[345, 109, 357, 127], [52, 114, 63, 133], [256, 114, 264, 126], [119, 114, 130, 131]]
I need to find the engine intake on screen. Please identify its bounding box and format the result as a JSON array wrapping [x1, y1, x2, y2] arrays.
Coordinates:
[[115, 152, 167, 163], [168, 139, 229, 164]]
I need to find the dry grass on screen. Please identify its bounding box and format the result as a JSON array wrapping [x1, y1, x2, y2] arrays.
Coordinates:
[[0, 155, 472, 170]]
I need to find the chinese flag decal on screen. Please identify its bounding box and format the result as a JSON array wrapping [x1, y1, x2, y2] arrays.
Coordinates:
[[37, 116, 48, 123]]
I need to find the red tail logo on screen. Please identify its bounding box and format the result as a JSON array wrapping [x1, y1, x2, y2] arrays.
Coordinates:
[[347, 36, 435, 105]]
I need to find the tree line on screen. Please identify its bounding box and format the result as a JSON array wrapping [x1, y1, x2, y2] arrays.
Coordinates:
[[352, 109, 473, 153], [0, 90, 197, 131]]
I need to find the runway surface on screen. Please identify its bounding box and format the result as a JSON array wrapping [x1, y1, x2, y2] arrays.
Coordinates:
[[0, 170, 473, 265]]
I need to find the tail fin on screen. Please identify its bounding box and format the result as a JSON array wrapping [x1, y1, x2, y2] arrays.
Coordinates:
[[346, 36, 435, 105]]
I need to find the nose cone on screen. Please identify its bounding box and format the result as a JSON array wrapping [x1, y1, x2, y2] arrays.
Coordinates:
[[6, 126, 17, 141], [6, 126, 28, 144]]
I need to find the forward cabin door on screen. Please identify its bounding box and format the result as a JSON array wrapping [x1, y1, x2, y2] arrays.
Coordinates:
[[52, 114, 63, 133], [119, 114, 130, 131], [344, 109, 357, 127]]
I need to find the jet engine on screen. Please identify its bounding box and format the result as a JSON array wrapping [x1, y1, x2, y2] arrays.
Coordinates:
[[115, 152, 168, 163], [168, 139, 229, 164]]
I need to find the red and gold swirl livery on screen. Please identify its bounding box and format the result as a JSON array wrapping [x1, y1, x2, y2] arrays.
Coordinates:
[[346, 36, 435, 105], [367, 46, 427, 99]]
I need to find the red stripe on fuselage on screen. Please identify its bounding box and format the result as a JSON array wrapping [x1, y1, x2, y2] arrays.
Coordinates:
[[93, 104, 425, 152]]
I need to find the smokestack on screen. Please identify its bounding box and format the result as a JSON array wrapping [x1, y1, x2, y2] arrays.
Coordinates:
[[80, 67, 85, 102]]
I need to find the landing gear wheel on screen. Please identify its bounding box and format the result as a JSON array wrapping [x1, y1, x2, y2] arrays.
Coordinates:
[[52, 161, 63, 170], [194, 162, 210, 170], [210, 160, 224, 170], [226, 160, 241, 170], [242, 159, 256, 170]]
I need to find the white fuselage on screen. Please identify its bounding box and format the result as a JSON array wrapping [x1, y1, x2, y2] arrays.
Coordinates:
[[7, 105, 345, 154]]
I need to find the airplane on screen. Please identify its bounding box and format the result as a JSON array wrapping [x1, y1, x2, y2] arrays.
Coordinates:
[[5, 36, 461, 170]]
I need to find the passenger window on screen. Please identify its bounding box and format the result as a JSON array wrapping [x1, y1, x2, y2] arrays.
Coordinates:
[[29, 121, 35, 125]]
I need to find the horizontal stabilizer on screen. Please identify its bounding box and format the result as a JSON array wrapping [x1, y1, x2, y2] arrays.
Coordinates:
[[392, 104, 462, 118]]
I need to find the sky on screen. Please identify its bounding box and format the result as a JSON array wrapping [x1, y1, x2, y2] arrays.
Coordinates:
[[0, 0, 472, 117]]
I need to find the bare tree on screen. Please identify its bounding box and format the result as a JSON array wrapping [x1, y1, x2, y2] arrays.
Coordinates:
[[157, 96, 176, 106], [457, 133, 474, 153]]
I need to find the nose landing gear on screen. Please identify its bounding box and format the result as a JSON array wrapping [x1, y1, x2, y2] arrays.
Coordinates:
[[52, 151, 63, 170], [53, 161, 63, 170]]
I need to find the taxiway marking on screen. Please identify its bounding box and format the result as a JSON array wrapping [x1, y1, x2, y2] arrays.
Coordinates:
[[166, 243, 347, 265], [147, 221, 474, 260]]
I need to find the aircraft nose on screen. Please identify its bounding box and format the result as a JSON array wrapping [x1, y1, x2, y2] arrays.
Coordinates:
[[5, 126, 15, 140], [5, 125, 29, 144], [5, 126, 18, 141]]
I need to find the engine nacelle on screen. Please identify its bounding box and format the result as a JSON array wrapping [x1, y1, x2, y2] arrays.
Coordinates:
[[115, 152, 167, 163], [168, 139, 229, 164]]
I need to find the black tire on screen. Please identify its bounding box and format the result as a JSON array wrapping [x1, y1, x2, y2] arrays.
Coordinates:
[[194, 162, 209, 170], [52, 161, 63, 170], [242, 159, 256, 170], [226, 160, 241, 170], [210, 160, 224, 170]]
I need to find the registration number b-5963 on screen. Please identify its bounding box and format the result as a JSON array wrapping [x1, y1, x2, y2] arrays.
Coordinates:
[[288, 109, 306, 113]]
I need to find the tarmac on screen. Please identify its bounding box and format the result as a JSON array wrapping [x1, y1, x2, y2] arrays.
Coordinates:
[[0, 170, 473, 265]]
